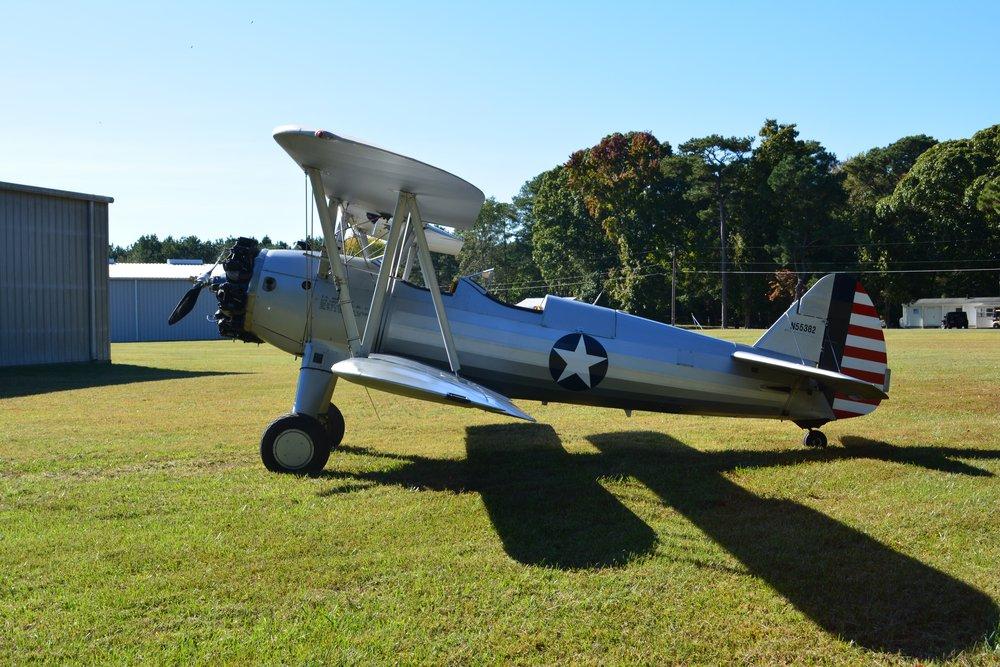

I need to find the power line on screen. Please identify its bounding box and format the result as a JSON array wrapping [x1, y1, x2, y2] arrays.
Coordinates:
[[728, 236, 996, 250], [685, 267, 1000, 275], [616, 237, 998, 260], [684, 257, 1000, 267], [487, 266, 1000, 294], [487, 262, 1000, 291]]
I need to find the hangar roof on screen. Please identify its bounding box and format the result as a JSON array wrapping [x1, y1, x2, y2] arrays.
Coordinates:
[[911, 296, 1000, 306], [109, 263, 225, 280], [0, 180, 114, 203]]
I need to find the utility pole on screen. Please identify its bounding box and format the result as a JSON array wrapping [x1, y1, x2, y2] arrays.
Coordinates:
[[718, 179, 727, 329], [671, 246, 677, 326], [678, 134, 751, 329]]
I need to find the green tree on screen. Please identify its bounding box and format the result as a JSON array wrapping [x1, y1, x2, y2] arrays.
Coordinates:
[[743, 121, 852, 308], [110, 234, 295, 263], [516, 167, 613, 303], [456, 198, 542, 303], [260, 236, 291, 250], [841, 134, 937, 323], [679, 135, 753, 327], [114, 234, 165, 262], [565, 131, 686, 318], [878, 124, 1000, 302]]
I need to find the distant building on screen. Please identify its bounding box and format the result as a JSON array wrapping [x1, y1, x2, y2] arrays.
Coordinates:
[[900, 296, 1000, 328], [1, 181, 113, 367], [109, 261, 224, 342]]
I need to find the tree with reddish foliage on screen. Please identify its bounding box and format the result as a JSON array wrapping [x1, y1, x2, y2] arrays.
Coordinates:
[[565, 132, 687, 318], [768, 269, 799, 302]]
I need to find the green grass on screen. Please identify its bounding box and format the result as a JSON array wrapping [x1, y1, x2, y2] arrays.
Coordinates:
[[1, 330, 998, 664]]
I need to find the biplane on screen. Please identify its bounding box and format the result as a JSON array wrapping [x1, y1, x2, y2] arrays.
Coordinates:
[[168, 126, 890, 473]]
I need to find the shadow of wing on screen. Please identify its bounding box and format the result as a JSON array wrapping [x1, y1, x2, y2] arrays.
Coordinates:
[[467, 423, 657, 569], [589, 432, 999, 659]]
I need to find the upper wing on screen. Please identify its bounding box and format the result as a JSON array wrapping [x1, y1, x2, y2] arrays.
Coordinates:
[[331, 354, 534, 422], [273, 126, 485, 230], [732, 350, 889, 401]]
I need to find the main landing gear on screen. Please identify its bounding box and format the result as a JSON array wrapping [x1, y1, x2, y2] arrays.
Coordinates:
[[259, 341, 347, 474], [260, 404, 345, 474], [802, 429, 828, 448]]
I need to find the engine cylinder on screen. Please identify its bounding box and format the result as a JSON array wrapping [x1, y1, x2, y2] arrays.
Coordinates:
[[215, 237, 261, 343]]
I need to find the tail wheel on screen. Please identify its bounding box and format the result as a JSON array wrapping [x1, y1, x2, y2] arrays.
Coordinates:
[[802, 429, 828, 448], [260, 414, 332, 474]]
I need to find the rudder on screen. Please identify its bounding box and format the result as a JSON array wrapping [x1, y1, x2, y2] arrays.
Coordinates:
[[754, 274, 888, 420], [829, 280, 887, 419]]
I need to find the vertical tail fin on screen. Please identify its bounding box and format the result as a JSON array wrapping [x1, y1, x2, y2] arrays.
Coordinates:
[[754, 274, 888, 420]]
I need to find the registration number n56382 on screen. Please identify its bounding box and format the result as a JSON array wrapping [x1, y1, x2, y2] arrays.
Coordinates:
[[790, 321, 817, 334]]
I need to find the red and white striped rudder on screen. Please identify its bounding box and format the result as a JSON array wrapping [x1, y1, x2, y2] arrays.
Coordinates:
[[831, 281, 887, 419]]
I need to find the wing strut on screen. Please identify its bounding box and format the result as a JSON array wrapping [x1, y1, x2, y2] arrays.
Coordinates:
[[407, 193, 462, 373], [357, 191, 461, 374], [306, 167, 363, 356], [280, 128, 530, 421], [361, 192, 409, 354]]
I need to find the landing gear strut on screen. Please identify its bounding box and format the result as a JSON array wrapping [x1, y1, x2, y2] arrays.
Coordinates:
[[802, 429, 828, 448], [260, 403, 344, 474], [260, 340, 346, 474]]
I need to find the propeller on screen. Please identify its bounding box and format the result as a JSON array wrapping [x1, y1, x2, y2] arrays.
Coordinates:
[[167, 282, 206, 325], [167, 242, 257, 328], [167, 266, 216, 326]]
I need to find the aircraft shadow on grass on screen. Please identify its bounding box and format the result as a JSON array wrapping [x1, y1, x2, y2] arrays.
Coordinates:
[[321, 424, 999, 659], [0, 363, 243, 399]]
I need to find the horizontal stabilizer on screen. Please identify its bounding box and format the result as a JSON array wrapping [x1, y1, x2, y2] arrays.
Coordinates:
[[331, 354, 534, 421], [732, 350, 888, 401]]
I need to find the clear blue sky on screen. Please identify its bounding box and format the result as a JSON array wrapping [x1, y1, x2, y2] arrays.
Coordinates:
[[2, 1, 997, 245]]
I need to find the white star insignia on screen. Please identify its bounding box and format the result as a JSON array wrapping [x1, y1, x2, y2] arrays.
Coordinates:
[[554, 335, 606, 388]]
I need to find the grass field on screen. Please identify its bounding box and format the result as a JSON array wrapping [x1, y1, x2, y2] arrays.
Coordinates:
[[1, 330, 998, 664]]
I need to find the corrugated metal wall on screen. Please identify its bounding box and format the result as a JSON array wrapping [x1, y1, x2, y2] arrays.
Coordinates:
[[109, 279, 221, 342], [0, 188, 110, 366]]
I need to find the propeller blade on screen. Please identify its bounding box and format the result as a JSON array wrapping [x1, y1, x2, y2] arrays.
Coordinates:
[[167, 283, 204, 325]]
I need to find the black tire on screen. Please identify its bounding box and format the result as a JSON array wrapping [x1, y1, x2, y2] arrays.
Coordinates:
[[802, 430, 828, 448], [321, 403, 346, 447], [260, 413, 332, 474]]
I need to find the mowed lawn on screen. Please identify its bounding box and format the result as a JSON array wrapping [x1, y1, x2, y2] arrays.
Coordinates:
[[1, 330, 998, 664]]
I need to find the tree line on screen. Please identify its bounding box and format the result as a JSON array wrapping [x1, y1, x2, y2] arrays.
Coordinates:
[[110, 234, 299, 263], [111, 120, 1000, 327]]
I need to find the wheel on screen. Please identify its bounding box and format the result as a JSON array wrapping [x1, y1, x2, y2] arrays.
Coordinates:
[[260, 413, 332, 474], [320, 403, 345, 447], [802, 429, 828, 448]]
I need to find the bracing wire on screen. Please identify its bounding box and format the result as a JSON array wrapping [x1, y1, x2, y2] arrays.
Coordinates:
[[364, 386, 381, 421]]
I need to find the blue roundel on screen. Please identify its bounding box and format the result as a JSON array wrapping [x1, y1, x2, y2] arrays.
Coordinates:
[[548, 333, 609, 391]]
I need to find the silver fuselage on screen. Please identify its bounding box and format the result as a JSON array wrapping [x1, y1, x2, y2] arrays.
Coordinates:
[[244, 250, 832, 422]]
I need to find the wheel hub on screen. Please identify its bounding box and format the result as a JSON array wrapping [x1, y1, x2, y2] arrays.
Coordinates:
[[272, 428, 314, 469]]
